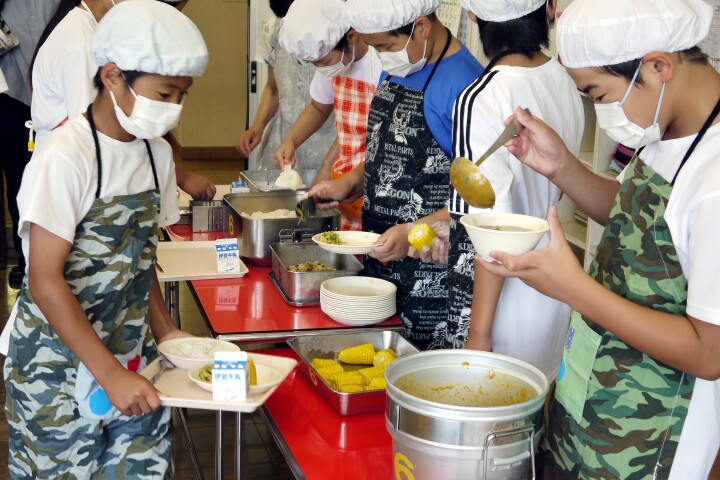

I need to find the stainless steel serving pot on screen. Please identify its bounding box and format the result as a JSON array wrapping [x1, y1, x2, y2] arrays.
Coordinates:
[[384, 350, 549, 480]]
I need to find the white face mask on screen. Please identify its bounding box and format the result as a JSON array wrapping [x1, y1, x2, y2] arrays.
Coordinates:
[[594, 62, 666, 149], [109, 80, 183, 139], [377, 22, 427, 78], [316, 44, 355, 78]]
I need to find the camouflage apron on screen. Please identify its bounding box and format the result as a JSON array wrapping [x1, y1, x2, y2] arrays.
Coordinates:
[[363, 29, 452, 351], [4, 105, 172, 479], [542, 99, 720, 479]]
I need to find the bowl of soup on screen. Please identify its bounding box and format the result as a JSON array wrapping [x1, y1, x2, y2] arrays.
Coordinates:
[[460, 212, 549, 262]]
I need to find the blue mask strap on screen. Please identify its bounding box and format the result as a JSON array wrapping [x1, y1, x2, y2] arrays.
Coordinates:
[[619, 61, 643, 106]]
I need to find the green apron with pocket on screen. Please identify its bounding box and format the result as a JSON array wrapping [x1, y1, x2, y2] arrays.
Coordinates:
[[543, 153, 695, 478]]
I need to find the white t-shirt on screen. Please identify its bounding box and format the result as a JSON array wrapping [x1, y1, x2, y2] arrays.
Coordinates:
[[18, 115, 180, 272], [31, 6, 98, 150], [451, 58, 585, 379], [627, 123, 720, 479], [309, 47, 381, 105]]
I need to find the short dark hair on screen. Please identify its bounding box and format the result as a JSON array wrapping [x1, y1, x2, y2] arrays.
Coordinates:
[[93, 68, 146, 92], [475, 4, 549, 59], [269, 0, 294, 18], [388, 12, 437, 37], [600, 47, 709, 86], [333, 32, 349, 52]]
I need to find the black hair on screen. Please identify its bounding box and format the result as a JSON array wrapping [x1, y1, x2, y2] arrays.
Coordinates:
[[269, 0, 294, 18], [475, 4, 549, 59], [93, 68, 146, 92], [29, 0, 82, 88], [600, 47, 709, 86], [388, 12, 437, 37], [333, 32, 349, 52]]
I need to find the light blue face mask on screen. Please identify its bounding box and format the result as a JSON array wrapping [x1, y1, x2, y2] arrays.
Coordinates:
[[594, 61, 666, 149]]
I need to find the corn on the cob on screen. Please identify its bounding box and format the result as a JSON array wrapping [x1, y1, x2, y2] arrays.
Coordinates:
[[248, 358, 258, 386], [358, 366, 385, 384], [366, 377, 387, 390], [407, 223, 437, 252], [373, 349, 397, 368], [337, 344, 375, 364], [338, 384, 364, 393], [316, 364, 344, 379], [311, 358, 340, 369], [330, 371, 363, 388]]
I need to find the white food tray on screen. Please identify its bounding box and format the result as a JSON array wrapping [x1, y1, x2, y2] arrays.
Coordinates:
[[156, 241, 249, 282], [139, 352, 297, 413]]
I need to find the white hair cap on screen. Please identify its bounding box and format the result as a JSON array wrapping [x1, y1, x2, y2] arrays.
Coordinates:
[[92, 0, 209, 77], [279, 0, 350, 62], [345, 0, 440, 34], [557, 0, 712, 68], [459, 0, 546, 22]]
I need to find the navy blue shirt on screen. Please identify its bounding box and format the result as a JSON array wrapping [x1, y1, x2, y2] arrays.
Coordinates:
[[378, 44, 484, 157]]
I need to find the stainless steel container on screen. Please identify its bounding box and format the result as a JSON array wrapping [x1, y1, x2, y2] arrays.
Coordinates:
[[385, 350, 549, 480], [286, 331, 419, 416], [239, 169, 317, 192], [223, 192, 340, 266], [269, 242, 363, 306]]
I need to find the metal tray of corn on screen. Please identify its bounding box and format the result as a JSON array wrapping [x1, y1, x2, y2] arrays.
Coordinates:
[[286, 331, 419, 416]]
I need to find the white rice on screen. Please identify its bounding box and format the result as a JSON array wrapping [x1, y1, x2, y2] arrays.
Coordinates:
[[241, 209, 297, 219], [163, 339, 236, 359]]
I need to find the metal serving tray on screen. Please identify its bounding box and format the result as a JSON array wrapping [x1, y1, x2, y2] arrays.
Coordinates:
[[286, 331, 419, 416], [270, 242, 363, 306], [223, 192, 340, 266], [239, 169, 317, 192]]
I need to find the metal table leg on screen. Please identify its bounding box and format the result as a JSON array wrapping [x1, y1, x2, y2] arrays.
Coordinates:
[[216, 411, 224, 480], [235, 413, 242, 480], [164, 281, 181, 328], [174, 408, 205, 480]]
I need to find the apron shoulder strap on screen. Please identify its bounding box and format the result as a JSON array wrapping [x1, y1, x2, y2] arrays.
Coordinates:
[[421, 28, 452, 93]]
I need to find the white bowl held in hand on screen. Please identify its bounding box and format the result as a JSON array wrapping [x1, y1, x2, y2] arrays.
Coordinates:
[[158, 337, 240, 370], [460, 212, 549, 262]]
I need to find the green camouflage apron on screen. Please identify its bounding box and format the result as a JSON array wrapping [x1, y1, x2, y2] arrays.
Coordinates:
[[542, 99, 720, 479], [4, 105, 172, 480]]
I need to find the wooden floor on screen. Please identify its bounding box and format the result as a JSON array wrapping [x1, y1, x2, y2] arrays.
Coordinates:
[[0, 157, 718, 479]]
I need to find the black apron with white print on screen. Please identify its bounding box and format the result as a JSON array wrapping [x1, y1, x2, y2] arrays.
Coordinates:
[[362, 30, 452, 351]]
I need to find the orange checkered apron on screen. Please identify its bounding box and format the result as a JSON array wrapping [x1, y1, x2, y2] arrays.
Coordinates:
[[330, 75, 376, 231]]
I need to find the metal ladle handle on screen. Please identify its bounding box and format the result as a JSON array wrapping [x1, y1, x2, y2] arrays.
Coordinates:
[[474, 108, 531, 166]]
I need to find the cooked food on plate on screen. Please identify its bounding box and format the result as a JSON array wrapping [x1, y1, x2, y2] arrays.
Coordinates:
[[318, 231, 344, 245]]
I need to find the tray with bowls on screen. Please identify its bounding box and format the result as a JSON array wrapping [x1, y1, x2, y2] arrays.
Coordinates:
[[312, 231, 381, 255], [320, 276, 397, 326], [145, 338, 296, 412]]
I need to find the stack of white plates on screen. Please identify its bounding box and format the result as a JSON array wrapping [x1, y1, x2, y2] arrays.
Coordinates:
[[320, 276, 397, 326]]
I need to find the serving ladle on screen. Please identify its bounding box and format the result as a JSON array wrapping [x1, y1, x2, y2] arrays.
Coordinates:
[[449, 108, 530, 209]]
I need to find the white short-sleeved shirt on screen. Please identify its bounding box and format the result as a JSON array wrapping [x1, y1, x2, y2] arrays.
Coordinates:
[[18, 115, 180, 272], [451, 58, 585, 380], [31, 6, 98, 150], [256, 16, 281, 67], [309, 47, 382, 105], [627, 123, 720, 479]]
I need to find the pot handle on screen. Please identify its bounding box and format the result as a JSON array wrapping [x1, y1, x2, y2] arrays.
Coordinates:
[[482, 424, 535, 479]]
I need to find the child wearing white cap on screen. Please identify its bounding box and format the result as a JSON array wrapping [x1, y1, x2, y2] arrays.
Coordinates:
[[4, 1, 208, 477], [236, 0, 336, 174], [310, 0, 483, 349], [440, 0, 584, 379], [480, 0, 720, 477], [276, 0, 381, 231]]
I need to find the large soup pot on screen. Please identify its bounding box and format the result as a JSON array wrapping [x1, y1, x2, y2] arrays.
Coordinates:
[[385, 350, 549, 480]]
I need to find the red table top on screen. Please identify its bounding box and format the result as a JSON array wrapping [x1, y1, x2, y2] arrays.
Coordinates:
[[166, 225, 402, 337], [261, 349, 394, 480]]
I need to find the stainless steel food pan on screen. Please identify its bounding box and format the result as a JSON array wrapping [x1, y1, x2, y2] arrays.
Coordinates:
[[286, 331, 419, 416], [223, 192, 340, 266], [270, 242, 363, 305], [239, 169, 317, 192]]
